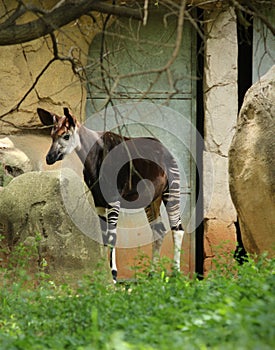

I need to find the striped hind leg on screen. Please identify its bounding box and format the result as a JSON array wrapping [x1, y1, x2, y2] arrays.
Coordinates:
[[145, 196, 167, 267], [162, 162, 184, 271]]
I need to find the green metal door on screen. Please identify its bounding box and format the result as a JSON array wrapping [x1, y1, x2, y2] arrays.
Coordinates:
[[86, 9, 197, 276]]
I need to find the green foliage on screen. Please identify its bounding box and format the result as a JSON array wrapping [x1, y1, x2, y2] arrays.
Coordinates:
[[0, 254, 274, 350], [0, 233, 50, 290]]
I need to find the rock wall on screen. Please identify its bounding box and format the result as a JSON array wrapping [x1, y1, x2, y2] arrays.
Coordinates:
[[229, 65, 275, 257], [203, 7, 238, 273], [0, 0, 101, 134]]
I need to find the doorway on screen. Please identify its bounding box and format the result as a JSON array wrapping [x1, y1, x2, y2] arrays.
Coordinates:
[[86, 9, 198, 278]]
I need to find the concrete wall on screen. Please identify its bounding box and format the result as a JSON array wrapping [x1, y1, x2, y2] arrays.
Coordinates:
[[203, 7, 238, 273]]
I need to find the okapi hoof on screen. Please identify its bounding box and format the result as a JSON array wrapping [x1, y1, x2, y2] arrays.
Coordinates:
[[112, 269, 117, 284]]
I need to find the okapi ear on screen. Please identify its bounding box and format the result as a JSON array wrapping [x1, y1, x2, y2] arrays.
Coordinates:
[[63, 107, 75, 128], [37, 108, 56, 126]]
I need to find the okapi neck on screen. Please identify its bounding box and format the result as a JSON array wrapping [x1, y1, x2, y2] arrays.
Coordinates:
[[75, 125, 102, 164]]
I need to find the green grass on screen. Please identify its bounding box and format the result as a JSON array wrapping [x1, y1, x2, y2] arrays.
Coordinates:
[[0, 253, 274, 350]]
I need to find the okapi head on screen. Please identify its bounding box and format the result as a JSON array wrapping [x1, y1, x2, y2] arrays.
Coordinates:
[[37, 107, 80, 165]]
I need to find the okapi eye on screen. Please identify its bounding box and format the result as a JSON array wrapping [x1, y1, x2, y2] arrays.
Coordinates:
[[63, 134, 70, 141]]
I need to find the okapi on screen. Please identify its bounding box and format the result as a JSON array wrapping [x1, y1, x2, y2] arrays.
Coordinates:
[[37, 107, 184, 282]]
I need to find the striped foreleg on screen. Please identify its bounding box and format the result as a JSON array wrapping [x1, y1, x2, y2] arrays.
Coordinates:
[[106, 201, 120, 282], [96, 202, 120, 282]]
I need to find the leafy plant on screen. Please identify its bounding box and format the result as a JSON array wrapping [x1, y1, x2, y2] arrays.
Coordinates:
[[0, 252, 274, 350]]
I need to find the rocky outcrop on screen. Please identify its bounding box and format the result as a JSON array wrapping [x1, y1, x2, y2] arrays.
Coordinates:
[[0, 168, 110, 284], [229, 65, 275, 257], [0, 137, 33, 189], [0, 137, 32, 181], [0, 5, 96, 135]]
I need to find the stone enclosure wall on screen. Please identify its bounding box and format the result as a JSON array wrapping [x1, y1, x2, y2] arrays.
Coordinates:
[[0, 1, 240, 276], [203, 8, 238, 272], [0, 0, 101, 134]]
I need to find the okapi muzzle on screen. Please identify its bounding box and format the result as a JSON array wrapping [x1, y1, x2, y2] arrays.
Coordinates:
[[46, 143, 64, 164]]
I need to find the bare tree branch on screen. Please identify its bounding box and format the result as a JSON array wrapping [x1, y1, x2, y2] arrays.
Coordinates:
[[0, 0, 274, 132], [0, 57, 56, 123], [230, 0, 275, 36], [0, 3, 25, 30], [0, 31, 85, 127], [99, 0, 188, 108], [0, 0, 143, 46]]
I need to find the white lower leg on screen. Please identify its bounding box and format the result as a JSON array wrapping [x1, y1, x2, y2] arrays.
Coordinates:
[[172, 230, 184, 271], [110, 247, 117, 283]]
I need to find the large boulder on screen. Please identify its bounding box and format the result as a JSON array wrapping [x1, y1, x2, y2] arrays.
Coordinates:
[[229, 65, 275, 257], [0, 137, 32, 186], [0, 168, 110, 284]]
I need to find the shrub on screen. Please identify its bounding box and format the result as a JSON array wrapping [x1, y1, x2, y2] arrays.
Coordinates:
[[0, 252, 274, 349]]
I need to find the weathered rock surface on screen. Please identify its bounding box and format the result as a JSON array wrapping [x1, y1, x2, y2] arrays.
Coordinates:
[[0, 8, 96, 135], [229, 65, 275, 257], [0, 168, 110, 284], [203, 8, 237, 274], [0, 137, 32, 183]]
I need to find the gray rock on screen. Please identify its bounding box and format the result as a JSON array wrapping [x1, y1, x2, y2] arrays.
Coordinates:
[[0, 137, 32, 183], [0, 168, 110, 284], [229, 65, 275, 257]]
